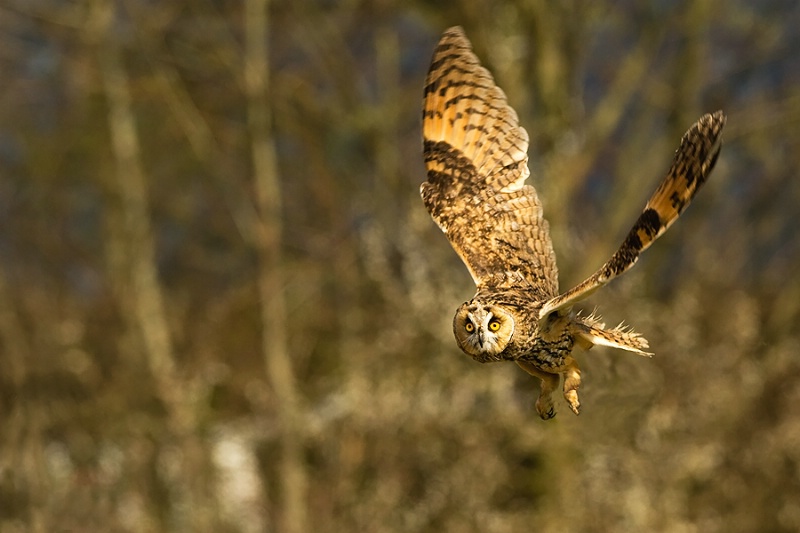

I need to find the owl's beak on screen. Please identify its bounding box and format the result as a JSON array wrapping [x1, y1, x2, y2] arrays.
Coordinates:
[[477, 329, 484, 347]]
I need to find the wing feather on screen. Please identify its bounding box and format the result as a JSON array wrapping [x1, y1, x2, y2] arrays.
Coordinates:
[[539, 111, 726, 319], [421, 27, 558, 297]]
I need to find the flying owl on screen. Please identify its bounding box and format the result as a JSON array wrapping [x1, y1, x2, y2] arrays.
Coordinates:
[[421, 26, 725, 419]]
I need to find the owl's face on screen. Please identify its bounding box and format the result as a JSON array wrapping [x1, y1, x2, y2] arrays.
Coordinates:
[[453, 301, 515, 362]]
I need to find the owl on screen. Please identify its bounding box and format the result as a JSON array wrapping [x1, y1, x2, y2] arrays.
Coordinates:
[[421, 26, 725, 419]]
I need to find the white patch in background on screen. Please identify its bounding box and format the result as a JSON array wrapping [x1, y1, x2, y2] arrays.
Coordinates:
[[212, 430, 266, 533]]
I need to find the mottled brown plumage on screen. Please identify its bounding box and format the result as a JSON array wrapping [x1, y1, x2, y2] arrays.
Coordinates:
[[421, 26, 726, 419]]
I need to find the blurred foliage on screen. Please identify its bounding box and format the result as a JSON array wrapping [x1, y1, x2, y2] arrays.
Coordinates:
[[1, 0, 800, 531]]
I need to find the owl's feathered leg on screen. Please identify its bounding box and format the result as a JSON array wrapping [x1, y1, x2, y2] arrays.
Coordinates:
[[561, 356, 582, 415], [516, 361, 560, 420]]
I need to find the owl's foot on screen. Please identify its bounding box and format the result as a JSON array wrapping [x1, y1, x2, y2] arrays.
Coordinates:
[[564, 390, 580, 415], [515, 360, 560, 420], [536, 393, 557, 420], [562, 357, 582, 416]]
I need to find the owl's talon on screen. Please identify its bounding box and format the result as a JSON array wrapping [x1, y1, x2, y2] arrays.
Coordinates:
[[565, 391, 581, 415], [562, 357, 581, 416], [516, 361, 561, 422], [536, 397, 556, 420]]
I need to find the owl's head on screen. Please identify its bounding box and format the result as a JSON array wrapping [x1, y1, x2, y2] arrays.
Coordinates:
[[453, 300, 515, 362]]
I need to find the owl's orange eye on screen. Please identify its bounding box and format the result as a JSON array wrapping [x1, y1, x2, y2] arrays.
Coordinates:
[[488, 320, 501, 332], [465, 322, 475, 333]]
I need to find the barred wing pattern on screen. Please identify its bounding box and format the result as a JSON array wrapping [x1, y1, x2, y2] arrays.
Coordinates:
[[539, 111, 726, 319], [420, 26, 559, 298]]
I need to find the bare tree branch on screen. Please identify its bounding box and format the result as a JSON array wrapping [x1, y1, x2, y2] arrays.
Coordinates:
[[244, 0, 308, 532]]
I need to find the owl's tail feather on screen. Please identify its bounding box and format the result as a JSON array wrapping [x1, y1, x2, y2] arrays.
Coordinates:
[[572, 313, 653, 357]]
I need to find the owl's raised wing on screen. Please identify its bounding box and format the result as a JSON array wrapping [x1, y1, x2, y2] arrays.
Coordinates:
[[538, 111, 726, 319], [421, 27, 558, 298]]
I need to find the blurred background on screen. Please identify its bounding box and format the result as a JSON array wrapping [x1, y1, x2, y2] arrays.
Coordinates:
[[1, 0, 799, 531]]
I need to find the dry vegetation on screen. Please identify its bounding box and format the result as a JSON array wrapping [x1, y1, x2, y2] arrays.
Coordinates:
[[1, 0, 799, 531]]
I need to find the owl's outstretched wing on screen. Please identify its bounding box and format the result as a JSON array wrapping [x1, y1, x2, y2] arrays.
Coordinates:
[[539, 111, 726, 319], [421, 27, 558, 298]]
